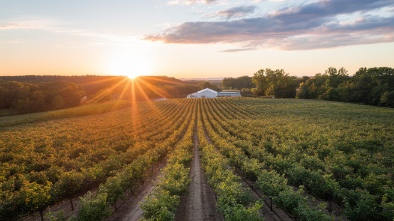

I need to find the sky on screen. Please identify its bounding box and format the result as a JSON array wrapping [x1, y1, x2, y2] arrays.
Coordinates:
[[1, 0, 393, 78]]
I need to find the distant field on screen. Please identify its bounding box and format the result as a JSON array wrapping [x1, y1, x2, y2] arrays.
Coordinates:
[[1, 98, 393, 221]]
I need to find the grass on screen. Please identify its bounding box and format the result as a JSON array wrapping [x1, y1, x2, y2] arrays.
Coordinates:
[[0, 100, 131, 128]]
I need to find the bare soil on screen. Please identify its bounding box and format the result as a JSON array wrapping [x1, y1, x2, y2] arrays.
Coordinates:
[[174, 133, 224, 221], [106, 161, 165, 221], [239, 174, 293, 221], [19, 196, 82, 221]]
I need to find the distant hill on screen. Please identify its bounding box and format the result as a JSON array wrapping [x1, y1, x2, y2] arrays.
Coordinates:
[[0, 75, 186, 96], [0, 75, 204, 115]]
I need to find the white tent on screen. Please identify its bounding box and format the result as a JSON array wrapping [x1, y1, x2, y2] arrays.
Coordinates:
[[187, 88, 241, 98], [187, 88, 218, 98]]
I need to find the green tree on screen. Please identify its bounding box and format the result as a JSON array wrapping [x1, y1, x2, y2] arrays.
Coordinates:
[[252, 69, 269, 96], [252, 68, 297, 98], [98, 176, 123, 211], [52, 171, 84, 211], [257, 170, 289, 210], [222, 76, 253, 90], [31, 90, 47, 112], [50, 95, 65, 110], [73, 192, 111, 221], [380, 91, 394, 107], [198, 81, 219, 91], [18, 181, 53, 221]]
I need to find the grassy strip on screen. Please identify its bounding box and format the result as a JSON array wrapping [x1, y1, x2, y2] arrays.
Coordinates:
[[0, 101, 131, 128]]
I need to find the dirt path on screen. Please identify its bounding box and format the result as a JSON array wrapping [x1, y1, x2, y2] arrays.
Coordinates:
[[19, 196, 82, 221], [106, 162, 164, 221], [106, 181, 153, 221], [239, 173, 293, 221], [174, 131, 224, 221]]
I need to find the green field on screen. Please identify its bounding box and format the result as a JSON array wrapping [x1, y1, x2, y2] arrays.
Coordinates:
[[0, 98, 393, 221]]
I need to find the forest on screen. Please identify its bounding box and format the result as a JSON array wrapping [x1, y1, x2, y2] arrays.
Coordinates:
[[222, 67, 394, 107], [297, 67, 394, 107], [0, 81, 85, 114]]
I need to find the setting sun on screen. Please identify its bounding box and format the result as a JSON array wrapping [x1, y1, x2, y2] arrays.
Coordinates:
[[105, 51, 153, 77], [126, 73, 139, 79]]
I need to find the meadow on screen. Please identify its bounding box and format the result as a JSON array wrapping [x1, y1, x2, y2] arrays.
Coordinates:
[[0, 98, 393, 221]]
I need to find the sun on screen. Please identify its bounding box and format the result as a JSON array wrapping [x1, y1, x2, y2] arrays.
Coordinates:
[[105, 52, 153, 78], [127, 73, 139, 79]]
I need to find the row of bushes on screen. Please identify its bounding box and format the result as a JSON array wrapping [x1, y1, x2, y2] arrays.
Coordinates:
[[140, 103, 196, 220], [197, 106, 263, 221], [205, 98, 394, 221], [200, 99, 332, 221], [0, 100, 194, 221], [49, 102, 196, 221]]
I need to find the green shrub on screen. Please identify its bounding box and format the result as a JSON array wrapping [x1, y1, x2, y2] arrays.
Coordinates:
[[72, 192, 111, 221]]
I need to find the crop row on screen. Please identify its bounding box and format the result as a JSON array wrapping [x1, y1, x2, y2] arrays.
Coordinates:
[[197, 100, 263, 221], [0, 99, 194, 220], [141, 99, 197, 220], [200, 98, 336, 220], [71, 99, 197, 221], [200, 98, 394, 221]]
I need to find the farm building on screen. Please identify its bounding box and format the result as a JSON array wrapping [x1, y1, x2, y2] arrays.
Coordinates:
[[187, 88, 241, 98], [218, 91, 242, 97]]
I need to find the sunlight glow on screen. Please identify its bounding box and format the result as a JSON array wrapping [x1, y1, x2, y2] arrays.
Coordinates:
[[127, 73, 138, 79], [105, 52, 153, 78]]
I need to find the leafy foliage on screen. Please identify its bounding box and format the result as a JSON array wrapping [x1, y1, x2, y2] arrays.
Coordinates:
[[141, 103, 195, 220], [198, 98, 393, 221], [71, 192, 111, 221], [0, 81, 86, 113], [0, 98, 195, 220], [1, 97, 393, 221], [252, 68, 298, 98], [297, 67, 394, 107]]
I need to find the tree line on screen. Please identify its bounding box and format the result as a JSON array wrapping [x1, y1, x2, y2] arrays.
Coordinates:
[[0, 81, 86, 114], [0, 75, 205, 115], [221, 67, 394, 107], [297, 67, 394, 107]]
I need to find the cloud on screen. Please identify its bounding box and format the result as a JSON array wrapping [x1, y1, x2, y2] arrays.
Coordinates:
[[0, 18, 141, 46], [216, 5, 257, 20], [168, 0, 217, 5], [219, 47, 256, 52], [0, 19, 54, 30], [271, 0, 393, 23], [146, 0, 394, 50]]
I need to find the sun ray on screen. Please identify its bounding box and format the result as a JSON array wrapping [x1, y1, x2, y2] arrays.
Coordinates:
[[88, 77, 129, 103], [136, 78, 173, 99], [117, 79, 132, 100], [133, 79, 167, 117], [141, 76, 185, 86], [82, 76, 126, 86], [129, 79, 142, 132]]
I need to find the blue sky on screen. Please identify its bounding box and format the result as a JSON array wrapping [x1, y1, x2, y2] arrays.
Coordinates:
[[1, 0, 393, 78]]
